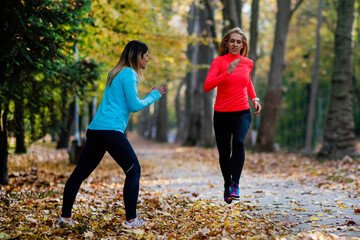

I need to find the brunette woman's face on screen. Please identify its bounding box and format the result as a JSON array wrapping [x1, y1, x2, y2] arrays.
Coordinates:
[[140, 51, 149, 69], [226, 33, 243, 55]]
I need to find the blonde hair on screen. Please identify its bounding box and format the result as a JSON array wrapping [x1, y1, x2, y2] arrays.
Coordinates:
[[218, 27, 248, 57], [106, 40, 148, 87]]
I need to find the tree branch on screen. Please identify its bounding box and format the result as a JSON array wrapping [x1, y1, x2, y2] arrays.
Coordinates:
[[290, 0, 304, 18]]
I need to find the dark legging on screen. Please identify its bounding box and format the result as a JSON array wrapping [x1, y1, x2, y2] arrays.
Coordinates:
[[213, 109, 251, 187], [61, 129, 140, 221]]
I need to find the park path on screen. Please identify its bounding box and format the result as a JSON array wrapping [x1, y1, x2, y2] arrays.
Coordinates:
[[127, 133, 360, 239], [15, 133, 359, 238]]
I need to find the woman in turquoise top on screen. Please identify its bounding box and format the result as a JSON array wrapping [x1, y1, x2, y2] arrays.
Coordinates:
[[58, 40, 166, 228]]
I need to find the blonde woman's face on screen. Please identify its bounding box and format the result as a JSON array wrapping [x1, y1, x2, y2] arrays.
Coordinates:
[[226, 33, 243, 55], [140, 51, 149, 69]]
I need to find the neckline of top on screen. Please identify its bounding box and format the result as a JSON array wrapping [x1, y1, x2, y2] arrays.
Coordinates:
[[225, 53, 242, 59]]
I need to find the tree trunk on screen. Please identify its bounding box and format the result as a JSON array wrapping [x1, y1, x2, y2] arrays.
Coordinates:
[[156, 93, 168, 142], [245, 0, 260, 148], [303, 0, 324, 152], [175, 79, 186, 143], [257, 0, 303, 151], [318, 0, 358, 159], [221, 0, 242, 34], [137, 106, 147, 137], [249, 0, 259, 83], [50, 100, 58, 142], [203, 0, 220, 50], [14, 86, 26, 153], [200, 44, 215, 147], [353, 1, 360, 110], [183, 2, 215, 147], [57, 99, 75, 149], [83, 90, 89, 141], [0, 102, 9, 185], [137, 105, 153, 139]]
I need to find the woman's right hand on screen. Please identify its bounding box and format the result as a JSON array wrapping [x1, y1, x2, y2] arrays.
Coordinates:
[[155, 85, 167, 96], [227, 58, 241, 74]]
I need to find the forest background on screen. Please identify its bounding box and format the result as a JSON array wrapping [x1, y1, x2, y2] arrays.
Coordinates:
[[1, 0, 360, 185]]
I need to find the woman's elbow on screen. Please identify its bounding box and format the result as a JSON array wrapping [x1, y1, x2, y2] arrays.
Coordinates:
[[204, 85, 212, 93], [128, 104, 141, 113]]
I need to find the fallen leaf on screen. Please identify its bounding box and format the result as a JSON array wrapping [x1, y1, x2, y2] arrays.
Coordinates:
[[310, 216, 319, 221]]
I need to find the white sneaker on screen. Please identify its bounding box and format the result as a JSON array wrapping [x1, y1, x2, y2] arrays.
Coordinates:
[[57, 217, 75, 226], [124, 217, 146, 227]]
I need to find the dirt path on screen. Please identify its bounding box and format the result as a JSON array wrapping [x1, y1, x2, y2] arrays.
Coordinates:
[[127, 134, 360, 239]]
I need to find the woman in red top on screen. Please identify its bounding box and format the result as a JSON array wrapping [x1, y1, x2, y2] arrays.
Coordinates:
[[204, 27, 261, 204]]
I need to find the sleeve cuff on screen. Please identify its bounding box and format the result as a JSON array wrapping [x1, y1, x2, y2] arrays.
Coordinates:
[[151, 89, 162, 100]]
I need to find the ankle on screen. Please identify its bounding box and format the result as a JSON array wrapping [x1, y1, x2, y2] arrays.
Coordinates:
[[61, 217, 72, 221]]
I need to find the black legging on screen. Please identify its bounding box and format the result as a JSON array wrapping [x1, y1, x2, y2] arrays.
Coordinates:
[[213, 109, 251, 187], [61, 129, 140, 221]]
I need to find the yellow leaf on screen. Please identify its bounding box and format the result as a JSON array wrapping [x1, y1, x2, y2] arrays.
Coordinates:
[[317, 213, 324, 217], [310, 216, 319, 221], [232, 210, 240, 217], [337, 203, 348, 209]]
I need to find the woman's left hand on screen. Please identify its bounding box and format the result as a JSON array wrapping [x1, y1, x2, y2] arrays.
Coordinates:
[[253, 100, 261, 116], [155, 85, 167, 96]]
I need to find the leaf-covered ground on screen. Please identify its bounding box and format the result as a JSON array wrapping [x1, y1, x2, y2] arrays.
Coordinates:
[[1, 133, 360, 239]]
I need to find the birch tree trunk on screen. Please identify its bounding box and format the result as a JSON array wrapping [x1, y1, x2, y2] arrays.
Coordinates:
[[318, 0, 358, 159], [257, 0, 303, 151], [303, 0, 324, 152]]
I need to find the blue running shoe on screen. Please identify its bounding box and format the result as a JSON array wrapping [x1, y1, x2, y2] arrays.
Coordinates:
[[230, 183, 240, 199], [224, 185, 232, 204]]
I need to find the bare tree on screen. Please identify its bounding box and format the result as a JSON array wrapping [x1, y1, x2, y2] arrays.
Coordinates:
[[318, 0, 358, 159]]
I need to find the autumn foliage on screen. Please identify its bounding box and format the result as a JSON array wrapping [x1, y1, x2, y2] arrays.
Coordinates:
[[1, 134, 360, 239]]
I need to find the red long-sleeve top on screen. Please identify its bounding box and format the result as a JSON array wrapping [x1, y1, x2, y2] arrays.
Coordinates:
[[204, 53, 257, 112]]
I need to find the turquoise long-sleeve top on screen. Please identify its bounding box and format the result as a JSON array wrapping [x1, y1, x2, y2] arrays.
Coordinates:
[[88, 67, 162, 133]]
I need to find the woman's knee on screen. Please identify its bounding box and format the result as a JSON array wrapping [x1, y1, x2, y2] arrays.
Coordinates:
[[233, 139, 245, 149], [126, 161, 141, 177]]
